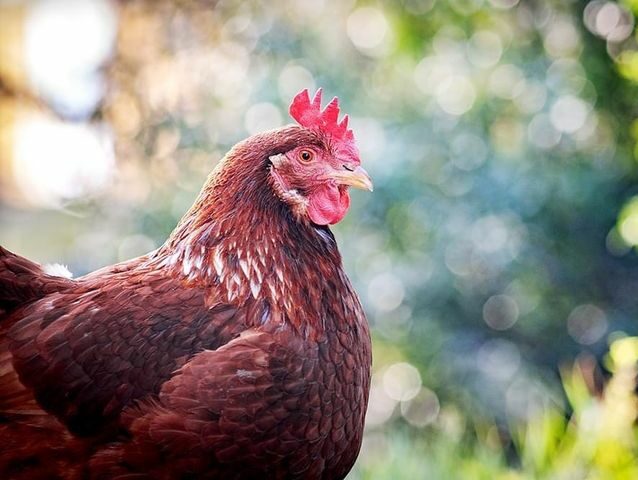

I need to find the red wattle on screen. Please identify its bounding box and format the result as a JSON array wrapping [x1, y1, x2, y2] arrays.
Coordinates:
[[307, 184, 350, 225]]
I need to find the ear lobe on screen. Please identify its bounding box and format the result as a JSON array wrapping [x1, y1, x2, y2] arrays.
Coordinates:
[[269, 154, 285, 168]]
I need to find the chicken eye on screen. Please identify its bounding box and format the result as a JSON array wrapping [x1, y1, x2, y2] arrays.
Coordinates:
[[299, 149, 314, 163]]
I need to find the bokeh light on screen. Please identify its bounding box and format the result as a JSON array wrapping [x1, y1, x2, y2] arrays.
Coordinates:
[[12, 113, 114, 206], [347, 7, 389, 55], [24, 0, 116, 117]]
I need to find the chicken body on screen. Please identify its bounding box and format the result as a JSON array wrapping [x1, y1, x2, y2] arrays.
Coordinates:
[[0, 122, 372, 479]]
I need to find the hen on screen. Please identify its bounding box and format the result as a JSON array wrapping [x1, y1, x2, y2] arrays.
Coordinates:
[[0, 89, 373, 480]]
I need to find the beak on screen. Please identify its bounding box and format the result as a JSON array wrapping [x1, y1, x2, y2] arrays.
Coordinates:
[[330, 165, 374, 192]]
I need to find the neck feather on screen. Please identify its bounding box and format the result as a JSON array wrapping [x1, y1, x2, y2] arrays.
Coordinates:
[[152, 128, 346, 334]]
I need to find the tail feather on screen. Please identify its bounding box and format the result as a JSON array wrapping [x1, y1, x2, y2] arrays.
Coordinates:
[[0, 247, 79, 478], [0, 246, 73, 320]]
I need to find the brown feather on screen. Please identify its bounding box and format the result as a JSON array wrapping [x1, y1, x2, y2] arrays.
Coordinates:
[[0, 125, 371, 479]]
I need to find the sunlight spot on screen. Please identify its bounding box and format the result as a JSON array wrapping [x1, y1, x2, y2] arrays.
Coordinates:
[[366, 382, 397, 427], [547, 59, 587, 95], [467, 30, 503, 68], [528, 113, 561, 149], [414, 56, 455, 95], [13, 114, 114, 207], [347, 7, 388, 52], [585, 2, 634, 42], [543, 16, 581, 58], [550, 95, 590, 134], [450, 133, 487, 171], [25, 0, 117, 117], [401, 387, 440, 427], [483, 294, 519, 330], [488, 64, 525, 100], [471, 216, 509, 253], [436, 75, 475, 115], [513, 81, 547, 114], [278, 63, 315, 101], [567, 304, 608, 345], [383, 363, 422, 401]]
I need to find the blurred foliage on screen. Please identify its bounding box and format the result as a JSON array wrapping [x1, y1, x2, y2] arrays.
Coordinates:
[[356, 336, 638, 479], [2, 0, 638, 477]]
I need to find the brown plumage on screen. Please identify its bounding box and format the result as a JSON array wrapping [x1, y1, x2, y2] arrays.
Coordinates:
[[0, 90, 372, 479]]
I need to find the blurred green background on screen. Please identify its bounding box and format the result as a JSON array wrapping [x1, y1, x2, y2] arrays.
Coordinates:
[[2, 0, 638, 478]]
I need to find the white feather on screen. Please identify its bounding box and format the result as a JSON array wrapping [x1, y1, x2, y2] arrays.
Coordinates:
[[43, 263, 73, 278]]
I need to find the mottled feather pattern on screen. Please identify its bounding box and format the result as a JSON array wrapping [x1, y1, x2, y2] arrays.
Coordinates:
[[8, 268, 246, 437], [0, 125, 371, 479]]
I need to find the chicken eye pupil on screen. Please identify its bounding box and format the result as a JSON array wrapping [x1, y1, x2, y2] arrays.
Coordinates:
[[301, 151, 312, 161]]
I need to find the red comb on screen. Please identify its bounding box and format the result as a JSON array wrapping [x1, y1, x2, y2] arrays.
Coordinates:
[[289, 89, 354, 142]]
